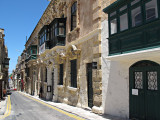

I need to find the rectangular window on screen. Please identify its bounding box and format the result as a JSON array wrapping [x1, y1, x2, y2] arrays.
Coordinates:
[[32, 49, 37, 55], [145, 0, 158, 22], [0, 33, 2, 38], [131, 6, 142, 27], [55, 23, 58, 36], [71, 2, 77, 31], [110, 18, 117, 34], [45, 68, 47, 82], [135, 72, 143, 89], [148, 71, 158, 90], [59, 23, 65, 35], [120, 13, 128, 31], [52, 26, 55, 38], [70, 59, 77, 88], [59, 28, 65, 35], [59, 64, 63, 85]]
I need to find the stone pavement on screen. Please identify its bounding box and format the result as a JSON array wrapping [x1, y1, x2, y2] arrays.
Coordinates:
[[20, 91, 125, 120], [0, 96, 8, 116]]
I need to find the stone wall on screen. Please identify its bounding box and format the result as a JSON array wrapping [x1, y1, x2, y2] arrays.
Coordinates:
[[23, 0, 114, 114]]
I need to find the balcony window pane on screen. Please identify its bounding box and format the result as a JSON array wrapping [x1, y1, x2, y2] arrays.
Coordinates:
[[59, 27, 64, 35], [55, 23, 57, 27], [131, 0, 140, 6], [110, 11, 116, 17], [52, 26, 55, 38], [120, 5, 127, 12], [44, 33, 46, 41], [120, 13, 128, 31], [55, 28, 58, 36], [50, 28, 52, 39], [32, 49, 37, 54], [132, 6, 142, 27], [145, 0, 158, 21], [110, 18, 117, 35], [59, 23, 64, 26]]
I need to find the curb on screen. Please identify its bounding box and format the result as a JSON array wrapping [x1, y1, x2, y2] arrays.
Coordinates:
[[0, 97, 8, 115]]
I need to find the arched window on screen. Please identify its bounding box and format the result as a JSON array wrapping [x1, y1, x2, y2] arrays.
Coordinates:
[[145, 0, 158, 21], [146, 8, 156, 21], [71, 2, 77, 31], [132, 6, 142, 27]]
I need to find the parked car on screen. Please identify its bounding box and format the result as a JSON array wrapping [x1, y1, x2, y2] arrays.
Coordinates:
[[7, 89, 12, 95]]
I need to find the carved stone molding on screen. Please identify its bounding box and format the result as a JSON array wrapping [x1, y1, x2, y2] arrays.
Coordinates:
[[67, 26, 80, 42], [66, 45, 81, 60]]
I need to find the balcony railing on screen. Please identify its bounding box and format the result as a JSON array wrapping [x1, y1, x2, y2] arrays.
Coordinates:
[[25, 54, 37, 62]]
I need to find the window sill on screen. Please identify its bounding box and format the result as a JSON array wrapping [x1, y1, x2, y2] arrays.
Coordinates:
[[67, 86, 77, 91], [57, 85, 64, 89], [67, 26, 80, 37], [43, 82, 47, 85]]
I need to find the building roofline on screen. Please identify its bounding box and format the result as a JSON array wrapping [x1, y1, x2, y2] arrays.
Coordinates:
[[25, 0, 54, 46], [103, 0, 127, 13]]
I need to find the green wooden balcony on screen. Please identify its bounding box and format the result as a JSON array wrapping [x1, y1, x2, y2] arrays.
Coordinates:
[[103, 0, 160, 55], [25, 54, 37, 62], [25, 45, 37, 62], [109, 20, 160, 55]]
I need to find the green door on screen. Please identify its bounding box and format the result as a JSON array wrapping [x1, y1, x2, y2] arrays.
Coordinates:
[[87, 63, 93, 108], [130, 61, 160, 120]]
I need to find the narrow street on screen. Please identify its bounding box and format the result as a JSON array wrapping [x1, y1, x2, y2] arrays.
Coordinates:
[[4, 92, 84, 120]]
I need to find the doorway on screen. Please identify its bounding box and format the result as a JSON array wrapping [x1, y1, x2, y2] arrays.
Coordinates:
[[129, 60, 160, 120], [87, 63, 93, 108]]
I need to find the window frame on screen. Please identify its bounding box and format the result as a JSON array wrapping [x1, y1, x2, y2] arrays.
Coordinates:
[[39, 26, 48, 46], [109, 11, 118, 35], [50, 19, 66, 39], [108, 0, 159, 37], [45, 68, 47, 82], [59, 64, 63, 85], [70, 59, 77, 88], [144, 0, 159, 23], [119, 5, 129, 32], [71, 2, 77, 31], [131, 5, 143, 27]]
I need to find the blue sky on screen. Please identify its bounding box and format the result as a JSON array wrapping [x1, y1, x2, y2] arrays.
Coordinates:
[[0, 0, 49, 73]]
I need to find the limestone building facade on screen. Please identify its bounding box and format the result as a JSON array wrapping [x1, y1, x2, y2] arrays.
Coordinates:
[[36, 0, 104, 113], [15, 0, 108, 113], [16, 0, 123, 115], [0, 28, 10, 99]]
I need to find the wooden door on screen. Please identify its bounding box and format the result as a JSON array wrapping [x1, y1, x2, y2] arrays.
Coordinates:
[[130, 61, 160, 120], [87, 63, 93, 108]]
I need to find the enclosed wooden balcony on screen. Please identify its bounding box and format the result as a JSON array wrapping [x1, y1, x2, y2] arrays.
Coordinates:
[[103, 0, 160, 55]]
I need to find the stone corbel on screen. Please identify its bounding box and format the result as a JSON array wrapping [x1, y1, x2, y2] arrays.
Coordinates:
[[59, 52, 66, 60], [71, 45, 81, 55], [56, 52, 66, 64]]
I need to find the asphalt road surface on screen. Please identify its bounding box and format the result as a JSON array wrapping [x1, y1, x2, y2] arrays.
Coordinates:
[[4, 92, 82, 120]]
